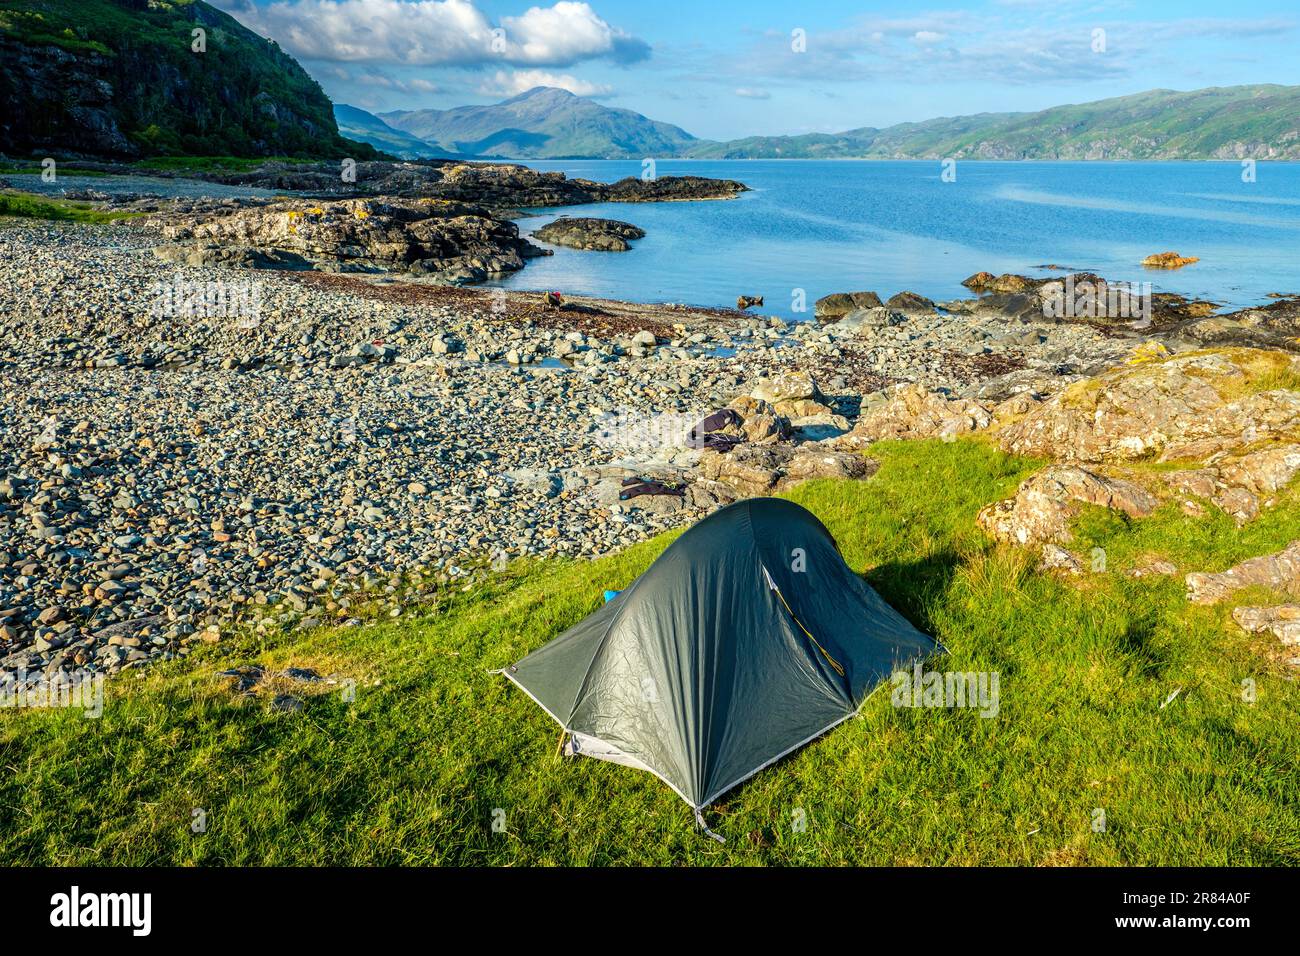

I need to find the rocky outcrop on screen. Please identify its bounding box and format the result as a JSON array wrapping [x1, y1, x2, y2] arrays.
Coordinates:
[[697, 444, 877, 498], [997, 350, 1300, 464], [178, 160, 747, 208], [948, 270, 1224, 332], [600, 175, 749, 203], [1161, 445, 1300, 524], [973, 349, 1300, 569], [1178, 296, 1300, 352], [962, 272, 1035, 294], [532, 217, 644, 251], [153, 197, 547, 282], [1142, 251, 1199, 269], [977, 465, 1160, 547], [832, 384, 991, 446], [1186, 541, 1300, 605]]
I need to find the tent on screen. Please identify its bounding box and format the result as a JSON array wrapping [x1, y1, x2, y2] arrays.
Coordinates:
[[500, 497, 938, 826]]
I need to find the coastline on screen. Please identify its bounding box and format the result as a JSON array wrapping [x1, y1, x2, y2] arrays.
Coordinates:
[[0, 211, 1142, 681]]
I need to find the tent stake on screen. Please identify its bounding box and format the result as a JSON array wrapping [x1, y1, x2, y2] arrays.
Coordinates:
[[694, 809, 726, 844]]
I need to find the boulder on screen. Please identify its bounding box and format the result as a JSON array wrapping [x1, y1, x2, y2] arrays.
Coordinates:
[[833, 307, 905, 332], [884, 291, 936, 315], [832, 383, 991, 446], [961, 272, 998, 292], [697, 444, 876, 498], [962, 272, 1035, 294], [1232, 605, 1300, 646], [725, 396, 788, 445], [952, 291, 1045, 323], [1185, 541, 1300, 605], [977, 465, 1159, 547], [788, 413, 852, 442], [814, 291, 883, 322], [1142, 251, 1199, 269], [1039, 544, 1085, 575], [749, 373, 825, 421]]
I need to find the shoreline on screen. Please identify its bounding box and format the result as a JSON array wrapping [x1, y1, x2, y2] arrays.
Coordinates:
[[0, 214, 1148, 684]]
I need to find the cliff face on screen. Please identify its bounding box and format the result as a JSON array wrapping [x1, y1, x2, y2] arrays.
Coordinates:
[[0, 0, 368, 159]]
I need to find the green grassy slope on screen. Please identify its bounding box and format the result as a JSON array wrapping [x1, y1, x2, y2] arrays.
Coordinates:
[[686, 85, 1300, 160], [2, 440, 1297, 865], [0, 0, 374, 159], [0, 189, 140, 223]]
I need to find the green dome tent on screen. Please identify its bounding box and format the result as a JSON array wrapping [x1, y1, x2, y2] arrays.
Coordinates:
[[501, 498, 938, 829]]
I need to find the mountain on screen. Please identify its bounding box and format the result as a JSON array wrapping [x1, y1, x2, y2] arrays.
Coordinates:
[[333, 104, 450, 159], [688, 86, 1300, 160], [379, 87, 699, 159], [372, 84, 1299, 162], [0, 0, 372, 159]]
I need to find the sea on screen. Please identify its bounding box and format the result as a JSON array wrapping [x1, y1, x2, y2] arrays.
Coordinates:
[[484, 159, 1300, 319]]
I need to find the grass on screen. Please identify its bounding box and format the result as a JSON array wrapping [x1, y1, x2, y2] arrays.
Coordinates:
[[0, 162, 110, 177], [0, 191, 138, 224], [1, 439, 1297, 865]]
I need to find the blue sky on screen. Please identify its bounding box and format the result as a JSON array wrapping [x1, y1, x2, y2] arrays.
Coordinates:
[[213, 0, 1300, 139]]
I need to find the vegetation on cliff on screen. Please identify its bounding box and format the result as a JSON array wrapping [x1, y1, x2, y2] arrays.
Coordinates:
[[0, 0, 377, 160]]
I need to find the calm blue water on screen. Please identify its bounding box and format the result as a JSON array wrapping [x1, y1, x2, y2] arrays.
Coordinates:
[[486, 160, 1300, 318]]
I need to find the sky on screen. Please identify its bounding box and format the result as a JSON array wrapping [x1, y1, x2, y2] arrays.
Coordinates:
[[212, 0, 1300, 140]]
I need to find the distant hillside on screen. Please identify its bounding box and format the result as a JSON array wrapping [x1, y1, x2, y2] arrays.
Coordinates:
[[0, 0, 371, 159], [367, 84, 1299, 162], [333, 104, 450, 159], [688, 86, 1300, 160], [380, 86, 699, 159]]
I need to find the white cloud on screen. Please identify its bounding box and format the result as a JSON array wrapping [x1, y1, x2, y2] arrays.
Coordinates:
[[707, 11, 1297, 88], [327, 66, 441, 95], [734, 87, 771, 99], [214, 0, 649, 66], [477, 69, 613, 98]]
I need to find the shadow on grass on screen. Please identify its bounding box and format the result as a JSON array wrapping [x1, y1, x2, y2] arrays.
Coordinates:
[[1114, 606, 1173, 678], [866, 549, 965, 637]]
